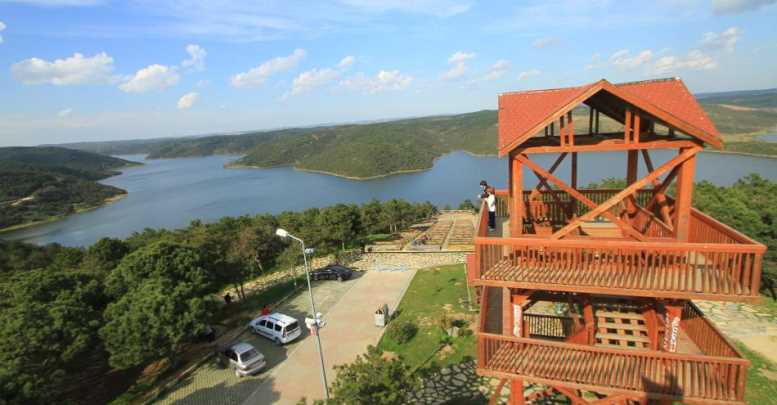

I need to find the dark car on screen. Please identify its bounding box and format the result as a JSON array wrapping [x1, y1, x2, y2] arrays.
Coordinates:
[[310, 264, 353, 281]]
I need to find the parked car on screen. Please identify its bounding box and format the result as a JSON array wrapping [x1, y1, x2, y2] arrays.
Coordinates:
[[221, 342, 266, 377], [249, 313, 302, 344], [310, 264, 353, 281]]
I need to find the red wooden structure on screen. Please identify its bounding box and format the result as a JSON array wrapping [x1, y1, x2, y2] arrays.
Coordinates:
[[468, 78, 766, 405]]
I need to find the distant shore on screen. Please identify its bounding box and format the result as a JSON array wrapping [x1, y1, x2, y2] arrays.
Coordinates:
[[0, 193, 127, 234]]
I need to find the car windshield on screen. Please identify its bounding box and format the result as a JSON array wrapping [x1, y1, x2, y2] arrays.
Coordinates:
[[240, 349, 259, 362]]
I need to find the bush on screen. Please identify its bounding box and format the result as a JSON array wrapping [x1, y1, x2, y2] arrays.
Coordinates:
[[386, 321, 418, 344]]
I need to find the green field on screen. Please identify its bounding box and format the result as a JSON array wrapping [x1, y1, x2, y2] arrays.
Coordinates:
[[377, 264, 478, 369]]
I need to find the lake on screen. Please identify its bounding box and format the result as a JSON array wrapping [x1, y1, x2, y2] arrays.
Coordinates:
[[4, 150, 776, 246]]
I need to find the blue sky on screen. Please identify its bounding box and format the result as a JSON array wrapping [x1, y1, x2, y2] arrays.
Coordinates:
[[0, 0, 776, 146]]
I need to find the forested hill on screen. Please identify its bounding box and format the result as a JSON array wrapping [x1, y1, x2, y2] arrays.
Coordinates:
[[0, 147, 136, 231], [61, 88, 777, 178]]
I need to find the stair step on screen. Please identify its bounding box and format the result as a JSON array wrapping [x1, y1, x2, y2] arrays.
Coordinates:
[[596, 343, 649, 350], [596, 311, 645, 321], [598, 322, 648, 331], [596, 332, 650, 343]]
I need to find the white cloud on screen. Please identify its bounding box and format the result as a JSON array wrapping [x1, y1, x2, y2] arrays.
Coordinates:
[[584, 53, 603, 70], [119, 64, 180, 93], [517, 69, 541, 81], [291, 68, 339, 95], [57, 108, 72, 118], [11, 52, 117, 86], [335, 0, 471, 17], [0, 0, 102, 5], [701, 27, 741, 52], [609, 49, 654, 69], [181, 44, 207, 70], [653, 50, 717, 75], [0, 21, 6, 44], [340, 70, 413, 93], [712, 0, 777, 14], [177, 92, 199, 110], [442, 51, 475, 81], [479, 59, 511, 81], [337, 55, 355, 69], [231, 49, 306, 88], [532, 36, 559, 49], [447, 51, 475, 64]]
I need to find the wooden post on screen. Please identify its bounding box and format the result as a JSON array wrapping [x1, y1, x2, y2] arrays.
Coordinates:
[[595, 110, 600, 134], [643, 303, 659, 350], [559, 115, 566, 146], [626, 150, 639, 223], [567, 111, 574, 146], [624, 109, 632, 144], [550, 122, 555, 137], [663, 302, 683, 352], [674, 148, 697, 241], [582, 296, 594, 345], [571, 152, 578, 216], [588, 107, 594, 135], [633, 113, 641, 144], [502, 287, 512, 336], [509, 379, 525, 405], [511, 155, 524, 236], [512, 293, 529, 337]]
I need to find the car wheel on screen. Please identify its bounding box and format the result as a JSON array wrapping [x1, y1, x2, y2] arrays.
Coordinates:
[[274, 337, 282, 346], [337, 275, 344, 282]]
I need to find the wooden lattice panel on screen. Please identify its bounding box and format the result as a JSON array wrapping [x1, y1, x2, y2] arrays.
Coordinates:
[[594, 304, 650, 350]]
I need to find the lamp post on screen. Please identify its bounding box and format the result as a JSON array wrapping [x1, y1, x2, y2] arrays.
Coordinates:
[[275, 228, 329, 400]]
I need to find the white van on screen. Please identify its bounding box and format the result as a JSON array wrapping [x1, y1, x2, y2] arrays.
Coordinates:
[[249, 313, 302, 344]]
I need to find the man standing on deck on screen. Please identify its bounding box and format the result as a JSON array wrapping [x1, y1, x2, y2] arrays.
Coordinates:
[[486, 187, 496, 232]]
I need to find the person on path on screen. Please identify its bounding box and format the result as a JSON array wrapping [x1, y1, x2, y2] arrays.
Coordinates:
[[261, 304, 270, 316], [487, 187, 497, 231]]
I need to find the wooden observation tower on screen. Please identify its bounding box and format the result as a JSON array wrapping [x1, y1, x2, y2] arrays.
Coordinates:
[[467, 78, 766, 405]]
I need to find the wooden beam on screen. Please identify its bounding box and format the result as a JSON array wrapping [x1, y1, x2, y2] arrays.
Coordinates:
[[626, 150, 639, 223], [516, 155, 647, 241], [534, 152, 568, 191], [560, 115, 566, 146], [568, 111, 574, 146], [549, 147, 701, 239], [502, 287, 512, 337], [641, 150, 673, 230], [489, 379, 507, 405], [674, 148, 698, 241], [518, 139, 700, 155]]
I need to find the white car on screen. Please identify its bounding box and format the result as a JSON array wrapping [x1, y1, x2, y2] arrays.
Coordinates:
[[249, 313, 302, 345], [221, 342, 266, 377]]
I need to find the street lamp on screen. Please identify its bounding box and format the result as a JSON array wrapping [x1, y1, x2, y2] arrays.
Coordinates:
[[275, 228, 329, 400]]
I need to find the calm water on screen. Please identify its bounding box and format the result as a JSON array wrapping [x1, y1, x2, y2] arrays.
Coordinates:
[[4, 151, 776, 246]]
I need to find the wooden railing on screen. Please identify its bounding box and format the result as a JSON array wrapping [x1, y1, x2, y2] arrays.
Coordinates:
[[473, 235, 764, 301], [681, 302, 743, 359], [477, 333, 749, 403], [524, 313, 575, 339]]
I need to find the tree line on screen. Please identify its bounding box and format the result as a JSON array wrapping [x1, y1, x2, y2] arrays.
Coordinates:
[[0, 198, 436, 404]]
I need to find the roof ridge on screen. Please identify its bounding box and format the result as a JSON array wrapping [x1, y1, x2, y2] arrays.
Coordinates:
[[498, 81, 598, 97], [615, 77, 679, 86]]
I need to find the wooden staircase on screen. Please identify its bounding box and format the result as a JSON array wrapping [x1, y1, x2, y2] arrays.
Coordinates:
[[594, 302, 650, 350]]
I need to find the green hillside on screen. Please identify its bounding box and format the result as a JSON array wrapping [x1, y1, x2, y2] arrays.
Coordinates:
[[0, 147, 135, 231], [60, 89, 777, 179]]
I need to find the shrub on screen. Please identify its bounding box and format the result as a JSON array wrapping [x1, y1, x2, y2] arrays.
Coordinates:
[[386, 321, 418, 344]]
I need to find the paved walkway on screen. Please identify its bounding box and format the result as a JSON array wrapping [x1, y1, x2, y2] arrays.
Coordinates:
[[242, 269, 417, 404]]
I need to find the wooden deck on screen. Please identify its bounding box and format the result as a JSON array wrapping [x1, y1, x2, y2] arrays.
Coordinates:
[[478, 333, 749, 404]]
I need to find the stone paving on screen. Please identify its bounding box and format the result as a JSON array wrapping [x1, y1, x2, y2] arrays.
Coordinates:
[[694, 299, 777, 363], [155, 277, 359, 405]]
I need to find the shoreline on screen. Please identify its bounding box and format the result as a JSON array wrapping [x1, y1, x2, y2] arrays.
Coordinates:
[[0, 192, 128, 235], [704, 149, 777, 160]]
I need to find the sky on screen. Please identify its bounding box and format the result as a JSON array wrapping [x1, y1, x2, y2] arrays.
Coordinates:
[[0, 0, 776, 146]]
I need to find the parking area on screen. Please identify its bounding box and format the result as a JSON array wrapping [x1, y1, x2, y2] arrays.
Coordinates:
[[156, 276, 360, 405]]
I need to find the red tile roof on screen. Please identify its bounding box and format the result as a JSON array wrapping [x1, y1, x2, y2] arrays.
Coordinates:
[[497, 78, 721, 156]]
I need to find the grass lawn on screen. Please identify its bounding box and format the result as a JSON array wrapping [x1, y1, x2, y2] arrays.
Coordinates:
[[378, 264, 478, 370], [738, 342, 777, 405]]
